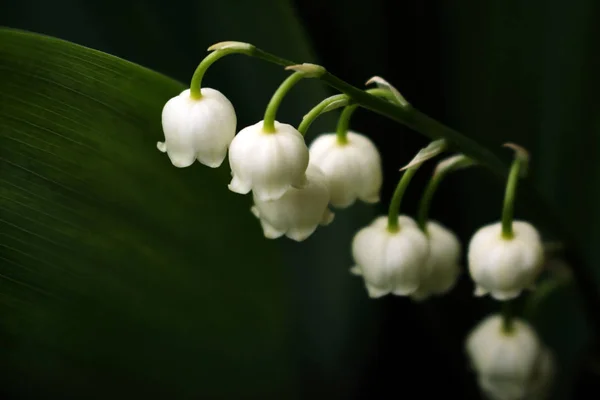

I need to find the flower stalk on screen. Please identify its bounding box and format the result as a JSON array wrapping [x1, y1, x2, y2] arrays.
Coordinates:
[[501, 144, 529, 239], [202, 40, 600, 339], [335, 105, 358, 144], [417, 154, 475, 231], [298, 88, 398, 136], [387, 166, 420, 232], [262, 71, 307, 132]]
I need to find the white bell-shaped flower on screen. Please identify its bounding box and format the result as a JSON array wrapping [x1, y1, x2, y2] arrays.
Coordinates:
[[478, 347, 556, 400], [250, 164, 334, 241], [466, 314, 552, 400], [228, 120, 309, 201], [350, 216, 429, 298], [159, 88, 236, 168], [411, 220, 462, 301], [308, 131, 382, 208], [468, 220, 544, 300]]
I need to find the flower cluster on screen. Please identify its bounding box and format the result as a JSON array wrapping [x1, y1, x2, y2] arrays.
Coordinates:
[[158, 49, 547, 301], [159, 68, 384, 242], [157, 44, 559, 399]]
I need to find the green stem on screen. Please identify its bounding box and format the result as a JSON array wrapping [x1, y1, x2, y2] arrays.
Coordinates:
[[189, 44, 299, 100], [190, 49, 235, 99], [417, 155, 476, 231], [297, 88, 397, 136], [298, 94, 348, 135], [387, 166, 420, 232], [501, 156, 523, 239], [196, 45, 505, 174], [321, 74, 508, 175], [262, 71, 306, 133], [417, 172, 444, 232], [336, 105, 358, 144], [501, 300, 515, 334]]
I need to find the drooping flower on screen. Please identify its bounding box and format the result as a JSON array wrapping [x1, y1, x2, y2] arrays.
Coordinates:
[[466, 314, 555, 400], [350, 215, 429, 298], [468, 221, 544, 300], [410, 220, 462, 301], [158, 88, 236, 168], [228, 120, 309, 201], [250, 164, 334, 241], [308, 131, 382, 208]]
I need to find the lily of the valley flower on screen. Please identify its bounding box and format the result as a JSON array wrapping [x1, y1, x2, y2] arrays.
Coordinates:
[[250, 164, 334, 241], [159, 88, 236, 168], [228, 120, 309, 201], [411, 220, 462, 301], [308, 131, 382, 208], [468, 221, 544, 300], [476, 348, 555, 400], [466, 314, 555, 400], [351, 215, 429, 298]]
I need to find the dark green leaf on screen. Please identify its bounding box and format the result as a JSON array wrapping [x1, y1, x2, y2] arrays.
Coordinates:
[[0, 27, 295, 399]]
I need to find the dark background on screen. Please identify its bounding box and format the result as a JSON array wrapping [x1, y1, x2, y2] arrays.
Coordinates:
[[1, 0, 599, 398]]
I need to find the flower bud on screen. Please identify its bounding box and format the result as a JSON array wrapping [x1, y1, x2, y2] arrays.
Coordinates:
[[350, 216, 429, 297], [411, 220, 461, 301], [308, 131, 382, 208], [468, 221, 544, 300], [466, 314, 554, 400], [228, 120, 309, 201], [250, 164, 334, 241], [159, 88, 236, 168]]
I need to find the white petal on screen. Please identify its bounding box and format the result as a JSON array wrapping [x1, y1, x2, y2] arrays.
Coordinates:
[[466, 314, 542, 382], [228, 174, 252, 195], [160, 88, 236, 169], [474, 286, 488, 297], [196, 150, 226, 169], [190, 89, 236, 167], [320, 208, 335, 226], [286, 226, 318, 242], [370, 215, 391, 229], [410, 290, 430, 302], [365, 283, 390, 298], [352, 217, 428, 299], [250, 164, 331, 241], [156, 141, 167, 153], [417, 221, 462, 297], [489, 289, 522, 301], [228, 120, 309, 202], [359, 193, 380, 204], [308, 131, 382, 208], [468, 220, 543, 300], [250, 206, 260, 218], [168, 150, 196, 168], [391, 283, 419, 296], [351, 225, 390, 288], [252, 183, 293, 202], [350, 265, 363, 276], [385, 225, 429, 294], [258, 218, 285, 239]]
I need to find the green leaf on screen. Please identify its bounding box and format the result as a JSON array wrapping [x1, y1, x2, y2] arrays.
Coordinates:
[[0, 28, 295, 398]]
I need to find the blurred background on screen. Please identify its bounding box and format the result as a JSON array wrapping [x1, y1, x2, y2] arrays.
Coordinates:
[[0, 0, 599, 398]]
